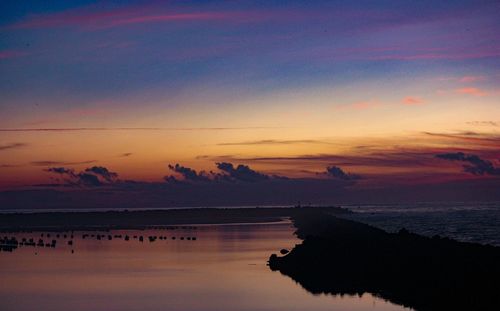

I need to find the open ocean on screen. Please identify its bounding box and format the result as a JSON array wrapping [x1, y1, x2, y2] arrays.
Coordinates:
[[343, 202, 500, 246]]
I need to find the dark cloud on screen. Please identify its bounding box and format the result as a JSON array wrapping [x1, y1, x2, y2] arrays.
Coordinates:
[[165, 162, 286, 183], [76, 173, 102, 186], [45, 166, 119, 187], [167, 164, 211, 182], [423, 131, 500, 145], [0, 143, 27, 151], [436, 152, 500, 176], [0, 164, 21, 168], [84, 166, 118, 182], [323, 166, 361, 180], [215, 162, 271, 182], [208, 152, 432, 168], [120, 153, 133, 157], [217, 139, 332, 146], [46, 167, 76, 176], [466, 121, 498, 127]]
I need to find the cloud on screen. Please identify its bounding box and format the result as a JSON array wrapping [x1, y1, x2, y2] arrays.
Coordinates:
[[402, 96, 424, 105], [367, 50, 500, 61], [456, 87, 487, 96], [212, 152, 432, 169], [216, 162, 272, 182], [46, 167, 77, 176], [31, 160, 97, 166], [459, 76, 485, 83], [0, 143, 27, 151], [165, 162, 284, 183], [6, 4, 286, 31], [75, 173, 102, 187], [8, 8, 230, 30], [166, 164, 212, 183], [435, 152, 500, 176], [46, 166, 119, 187], [466, 121, 498, 127], [323, 166, 361, 181], [422, 131, 500, 147], [217, 139, 331, 146], [119, 153, 133, 157], [0, 50, 28, 60], [84, 166, 118, 182]]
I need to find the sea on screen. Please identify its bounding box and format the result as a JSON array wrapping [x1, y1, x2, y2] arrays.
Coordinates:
[[342, 201, 500, 246]]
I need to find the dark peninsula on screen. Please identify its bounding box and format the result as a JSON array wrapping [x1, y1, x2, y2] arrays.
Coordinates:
[[269, 212, 500, 311], [0, 206, 349, 231]]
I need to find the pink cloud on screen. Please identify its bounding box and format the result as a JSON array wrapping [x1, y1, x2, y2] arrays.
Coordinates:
[[10, 10, 234, 30], [456, 87, 487, 96], [366, 49, 500, 61], [402, 96, 424, 105], [6, 4, 291, 31], [0, 50, 27, 60], [459, 75, 485, 83]]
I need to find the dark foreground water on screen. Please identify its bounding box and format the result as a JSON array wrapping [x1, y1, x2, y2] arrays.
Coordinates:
[[0, 222, 409, 311], [343, 202, 500, 246]]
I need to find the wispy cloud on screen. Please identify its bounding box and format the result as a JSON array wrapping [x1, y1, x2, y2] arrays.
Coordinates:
[[217, 139, 332, 146], [466, 121, 498, 127], [206, 152, 435, 169], [119, 153, 133, 157], [0, 164, 21, 168], [6, 4, 279, 31], [0, 50, 28, 60], [0, 143, 27, 151], [422, 131, 500, 147], [456, 87, 487, 96], [402, 96, 424, 105], [31, 160, 97, 166], [367, 50, 500, 61], [459, 76, 485, 83]]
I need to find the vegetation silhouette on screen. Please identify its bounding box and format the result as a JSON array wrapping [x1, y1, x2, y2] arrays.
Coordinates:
[[269, 213, 500, 311]]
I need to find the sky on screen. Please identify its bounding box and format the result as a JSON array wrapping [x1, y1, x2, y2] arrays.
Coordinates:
[[1, 0, 500, 208]]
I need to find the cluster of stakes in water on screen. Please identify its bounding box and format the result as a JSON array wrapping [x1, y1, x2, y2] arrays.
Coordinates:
[[0, 226, 198, 253]]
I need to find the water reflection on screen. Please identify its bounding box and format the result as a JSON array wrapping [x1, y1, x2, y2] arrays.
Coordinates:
[[1, 223, 409, 311]]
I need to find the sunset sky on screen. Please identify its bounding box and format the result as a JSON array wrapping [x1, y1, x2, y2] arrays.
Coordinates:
[[1, 1, 499, 207]]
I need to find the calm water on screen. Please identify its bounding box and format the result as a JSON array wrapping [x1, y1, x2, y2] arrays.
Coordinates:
[[0, 222, 409, 311]]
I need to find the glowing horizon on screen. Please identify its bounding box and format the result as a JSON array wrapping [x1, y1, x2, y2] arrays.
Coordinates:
[[1, 1, 499, 204]]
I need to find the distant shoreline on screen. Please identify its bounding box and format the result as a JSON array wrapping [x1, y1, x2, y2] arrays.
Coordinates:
[[0, 206, 350, 232]]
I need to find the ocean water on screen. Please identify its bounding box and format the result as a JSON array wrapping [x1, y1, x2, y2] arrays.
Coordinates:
[[0, 222, 409, 311], [343, 202, 500, 246]]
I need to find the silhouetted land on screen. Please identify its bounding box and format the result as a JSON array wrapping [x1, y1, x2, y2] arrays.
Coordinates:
[[269, 213, 500, 311], [0, 206, 349, 231]]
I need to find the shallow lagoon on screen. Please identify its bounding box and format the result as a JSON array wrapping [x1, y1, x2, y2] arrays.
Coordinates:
[[0, 222, 409, 311]]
